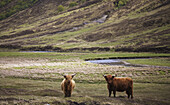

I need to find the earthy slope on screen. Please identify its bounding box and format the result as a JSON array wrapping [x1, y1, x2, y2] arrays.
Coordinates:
[[0, 0, 170, 52]]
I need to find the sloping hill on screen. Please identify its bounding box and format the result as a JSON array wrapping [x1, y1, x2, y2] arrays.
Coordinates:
[[0, 0, 170, 52]]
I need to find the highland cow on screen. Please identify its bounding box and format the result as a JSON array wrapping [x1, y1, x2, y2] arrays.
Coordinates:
[[61, 74, 76, 97], [103, 75, 133, 99]]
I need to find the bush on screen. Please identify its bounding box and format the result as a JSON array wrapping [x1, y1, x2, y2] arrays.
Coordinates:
[[114, 0, 128, 8], [0, 0, 12, 8], [69, 2, 78, 7], [57, 5, 64, 12], [0, 1, 6, 7], [0, 13, 6, 20], [79, 0, 86, 3], [0, 0, 38, 20]]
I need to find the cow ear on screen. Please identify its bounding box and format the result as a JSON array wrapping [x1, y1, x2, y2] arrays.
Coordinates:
[[63, 75, 67, 79], [72, 73, 76, 78], [112, 75, 115, 78], [103, 75, 107, 80]]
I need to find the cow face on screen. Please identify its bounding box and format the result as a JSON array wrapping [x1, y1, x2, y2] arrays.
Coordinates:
[[63, 74, 76, 81], [103, 75, 115, 85]]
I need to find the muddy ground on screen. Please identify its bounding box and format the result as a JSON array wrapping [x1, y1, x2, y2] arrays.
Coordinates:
[[0, 54, 170, 105]]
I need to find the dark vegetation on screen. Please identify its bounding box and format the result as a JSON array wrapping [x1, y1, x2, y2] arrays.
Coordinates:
[[57, 5, 65, 12], [0, 0, 38, 20], [0, 0, 170, 53], [114, 0, 129, 8]]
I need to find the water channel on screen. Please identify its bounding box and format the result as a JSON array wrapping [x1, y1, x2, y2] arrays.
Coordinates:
[[86, 58, 164, 68], [87, 59, 141, 67], [87, 58, 170, 69]]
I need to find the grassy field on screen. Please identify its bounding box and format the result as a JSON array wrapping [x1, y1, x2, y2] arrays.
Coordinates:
[[0, 52, 170, 105], [125, 58, 170, 67]]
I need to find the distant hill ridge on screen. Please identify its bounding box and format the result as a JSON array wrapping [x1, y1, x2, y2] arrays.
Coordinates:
[[0, 0, 170, 53]]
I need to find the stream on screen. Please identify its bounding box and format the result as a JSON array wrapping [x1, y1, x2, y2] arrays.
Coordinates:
[[86, 58, 146, 67], [86, 58, 170, 68]]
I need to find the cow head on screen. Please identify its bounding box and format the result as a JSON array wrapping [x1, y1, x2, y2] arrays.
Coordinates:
[[103, 75, 115, 84], [63, 74, 76, 82]]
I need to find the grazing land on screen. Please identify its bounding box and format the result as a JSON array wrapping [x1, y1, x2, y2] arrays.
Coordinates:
[[0, 0, 170, 52], [0, 0, 170, 104], [0, 52, 170, 105]]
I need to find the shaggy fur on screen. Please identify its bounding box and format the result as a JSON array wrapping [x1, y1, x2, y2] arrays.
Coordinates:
[[61, 74, 76, 97], [104, 75, 133, 99]]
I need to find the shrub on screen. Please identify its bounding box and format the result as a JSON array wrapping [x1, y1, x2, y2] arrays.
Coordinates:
[[0, 1, 6, 7], [0, 0, 12, 8], [114, 0, 128, 8], [118, 1, 124, 7], [57, 5, 65, 12], [69, 2, 78, 7], [0, 13, 6, 20], [0, 0, 38, 20], [79, 0, 86, 3]]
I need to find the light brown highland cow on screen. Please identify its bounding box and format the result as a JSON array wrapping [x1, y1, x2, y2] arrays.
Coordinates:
[[61, 74, 76, 97], [104, 75, 133, 99]]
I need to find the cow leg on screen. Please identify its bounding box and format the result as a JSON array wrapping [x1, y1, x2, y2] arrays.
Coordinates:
[[65, 91, 71, 97], [130, 86, 133, 99], [108, 90, 112, 97], [113, 90, 116, 97], [126, 90, 130, 98], [68, 91, 71, 97], [128, 87, 133, 99], [65, 93, 68, 97], [130, 88, 133, 99], [64, 92, 67, 97]]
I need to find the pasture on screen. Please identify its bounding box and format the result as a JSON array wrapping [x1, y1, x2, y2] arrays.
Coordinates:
[[0, 52, 170, 105]]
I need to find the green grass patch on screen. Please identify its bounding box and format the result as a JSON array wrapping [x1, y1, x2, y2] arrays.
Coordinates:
[[0, 52, 170, 60], [13, 65, 65, 70], [125, 58, 170, 67], [0, 77, 170, 105], [0, 0, 38, 20]]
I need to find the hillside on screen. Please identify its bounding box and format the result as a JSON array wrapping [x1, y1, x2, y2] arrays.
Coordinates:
[[0, 0, 170, 52]]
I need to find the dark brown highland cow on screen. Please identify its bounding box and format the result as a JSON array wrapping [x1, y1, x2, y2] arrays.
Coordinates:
[[104, 75, 133, 99], [61, 74, 76, 97]]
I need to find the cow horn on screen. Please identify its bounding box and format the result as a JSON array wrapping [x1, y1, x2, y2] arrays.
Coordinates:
[[112, 74, 117, 77], [103, 75, 107, 78], [112, 75, 115, 78], [72, 73, 76, 78], [72, 73, 76, 76], [61, 74, 67, 78], [62, 74, 66, 76]]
